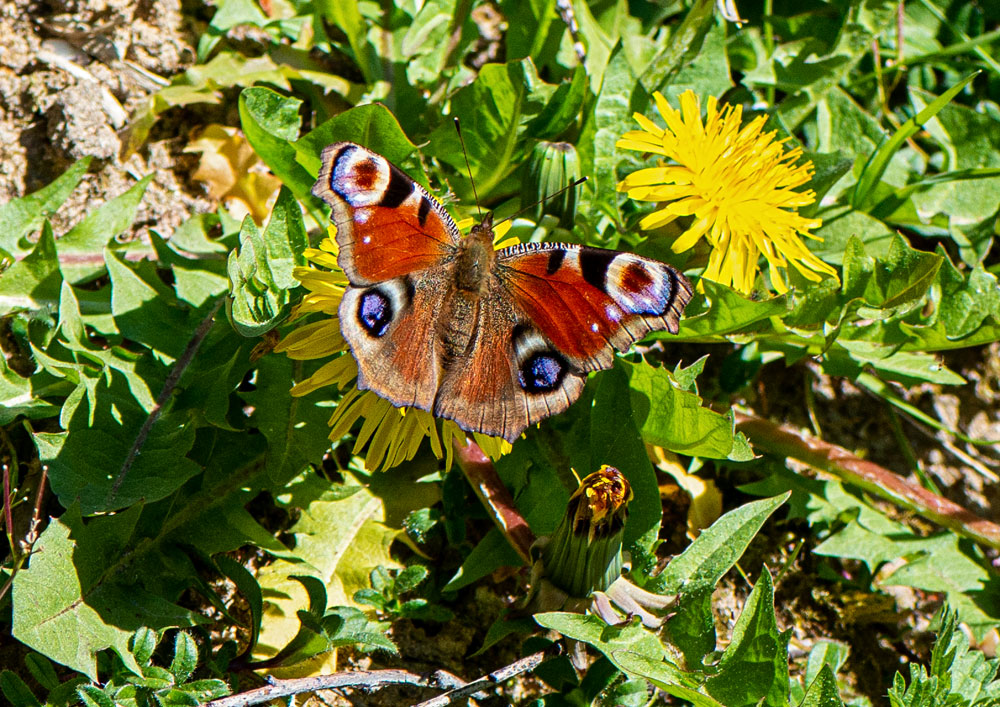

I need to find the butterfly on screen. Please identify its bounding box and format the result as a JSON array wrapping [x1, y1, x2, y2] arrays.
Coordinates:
[[312, 142, 693, 443]]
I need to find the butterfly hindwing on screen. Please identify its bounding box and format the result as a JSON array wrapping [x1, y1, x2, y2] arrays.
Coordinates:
[[338, 269, 450, 411], [314, 142, 460, 285], [433, 282, 587, 442]]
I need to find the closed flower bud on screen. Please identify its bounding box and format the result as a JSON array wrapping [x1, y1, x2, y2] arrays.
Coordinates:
[[541, 465, 632, 598], [522, 140, 581, 229]]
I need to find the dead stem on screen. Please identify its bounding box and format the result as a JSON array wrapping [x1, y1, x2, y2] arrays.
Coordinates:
[[452, 436, 536, 564], [734, 411, 1000, 550]]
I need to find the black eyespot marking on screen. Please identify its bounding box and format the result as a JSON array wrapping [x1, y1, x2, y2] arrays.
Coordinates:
[[518, 351, 567, 394], [580, 249, 615, 291], [380, 164, 414, 208], [417, 197, 432, 227], [546, 249, 566, 275], [357, 289, 393, 337], [511, 322, 531, 345]]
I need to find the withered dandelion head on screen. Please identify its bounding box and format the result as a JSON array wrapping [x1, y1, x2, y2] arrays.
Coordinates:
[[275, 227, 510, 472], [617, 90, 838, 294]]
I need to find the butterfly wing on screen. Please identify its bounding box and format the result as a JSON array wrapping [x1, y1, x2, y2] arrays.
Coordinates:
[[497, 242, 692, 371], [314, 143, 462, 411], [313, 142, 460, 285], [434, 243, 692, 441], [433, 282, 588, 442]]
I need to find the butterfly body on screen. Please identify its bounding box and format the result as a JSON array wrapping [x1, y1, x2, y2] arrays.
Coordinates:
[[314, 142, 693, 442]]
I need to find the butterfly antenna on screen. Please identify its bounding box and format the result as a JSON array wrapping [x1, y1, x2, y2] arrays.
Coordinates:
[[454, 117, 482, 217], [495, 176, 588, 227]]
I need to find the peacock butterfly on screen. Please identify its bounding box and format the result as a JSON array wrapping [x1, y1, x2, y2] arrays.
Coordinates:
[[313, 142, 693, 442]]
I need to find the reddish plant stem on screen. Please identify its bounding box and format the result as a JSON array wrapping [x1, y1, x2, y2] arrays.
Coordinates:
[[452, 437, 535, 564], [734, 412, 1000, 550]]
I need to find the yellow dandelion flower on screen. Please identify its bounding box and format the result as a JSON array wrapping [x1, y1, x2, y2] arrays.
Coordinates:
[[617, 90, 838, 294], [275, 225, 512, 471]]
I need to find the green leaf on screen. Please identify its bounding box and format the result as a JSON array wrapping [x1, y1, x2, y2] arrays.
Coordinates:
[[534, 612, 668, 668], [131, 627, 159, 665], [242, 356, 334, 485], [214, 555, 263, 659], [11, 505, 200, 680], [56, 176, 155, 284], [590, 365, 661, 550], [705, 569, 790, 707], [804, 641, 849, 688], [239, 88, 317, 211], [256, 473, 400, 664], [852, 72, 979, 210], [0, 221, 63, 313], [24, 652, 60, 691], [800, 665, 846, 707], [226, 215, 291, 337], [623, 360, 752, 460], [36, 370, 201, 514], [426, 59, 558, 199], [589, 42, 643, 227], [170, 632, 198, 684], [0, 671, 42, 707], [77, 685, 115, 707], [0, 156, 92, 256], [610, 652, 724, 706], [297, 103, 419, 180], [675, 280, 789, 340], [654, 495, 792, 591], [642, 0, 717, 94], [107, 249, 198, 360]]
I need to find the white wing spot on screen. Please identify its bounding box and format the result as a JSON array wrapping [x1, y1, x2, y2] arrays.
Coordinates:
[[590, 323, 599, 332]]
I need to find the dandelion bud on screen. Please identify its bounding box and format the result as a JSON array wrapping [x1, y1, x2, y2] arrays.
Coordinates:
[[541, 465, 632, 598], [522, 140, 581, 228]]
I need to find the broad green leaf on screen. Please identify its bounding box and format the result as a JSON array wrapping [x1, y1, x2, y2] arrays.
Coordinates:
[[655, 10, 731, 99], [170, 632, 198, 683], [800, 665, 846, 707], [131, 627, 158, 665], [590, 42, 643, 227], [0, 671, 42, 707], [239, 88, 317, 211], [255, 472, 400, 665], [296, 103, 419, 181], [654, 493, 790, 595], [11, 505, 200, 680], [106, 249, 198, 360], [426, 59, 558, 199], [56, 175, 155, 284], [242, 356, 334, 485], [35, 370, 200, 514], [590, 364, 662, 550], [0, 222, 63, 311], [675, 280, 789, 340], [705, 569, 790, 707], [805, 641, 850, 689], [935, 250, 1000, 340], [0, 347, 61, 425], [534, 612, 667, 667], [623, 360, 753, 460], [0, 156, 91, 256], [612, 652, 723, 706]]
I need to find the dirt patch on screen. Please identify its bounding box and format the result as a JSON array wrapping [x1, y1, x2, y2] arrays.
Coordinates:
[[0, 0, 213, 238]]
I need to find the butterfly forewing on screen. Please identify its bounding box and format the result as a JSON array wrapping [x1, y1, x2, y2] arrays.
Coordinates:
[[495, 243, 693, 371], [313, 143, 460, 286]]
